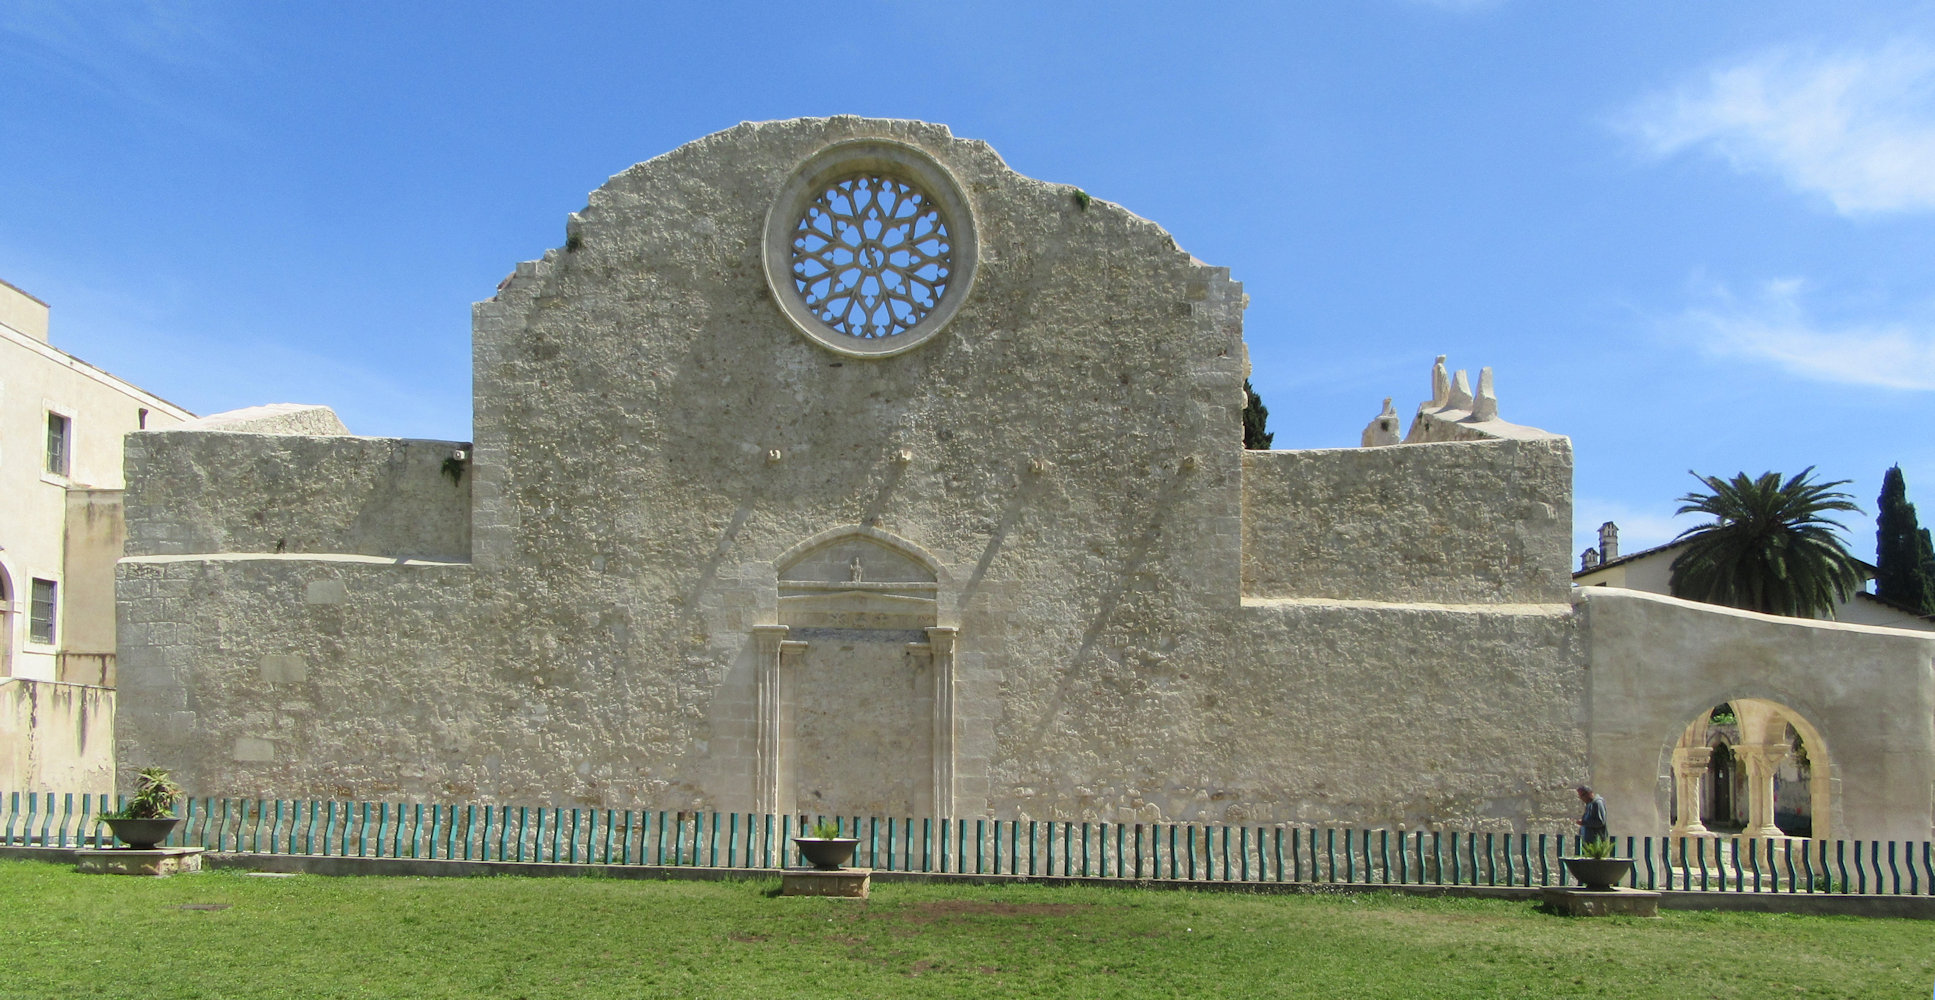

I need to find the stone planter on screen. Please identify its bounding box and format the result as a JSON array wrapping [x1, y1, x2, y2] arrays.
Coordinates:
[[1560, 856, 1634, 891], [793, 837, 860, 871], [102, 817, 181, 851]]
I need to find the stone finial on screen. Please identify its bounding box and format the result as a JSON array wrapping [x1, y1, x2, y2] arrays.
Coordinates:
[[1597, 522, 1619, 563], [1361, 397, 1402, 447], [1580, 547, 1601, 572], [1471, 367, 1498, 421], [1446, 369, 1474, 411], [1430, 355, 1450, 407]]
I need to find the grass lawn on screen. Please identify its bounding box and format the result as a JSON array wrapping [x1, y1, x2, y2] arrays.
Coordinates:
[[1, 859, 1929, 999]]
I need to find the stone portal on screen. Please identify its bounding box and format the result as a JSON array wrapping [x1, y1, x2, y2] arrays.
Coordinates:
[[754, 528, 956, 819]]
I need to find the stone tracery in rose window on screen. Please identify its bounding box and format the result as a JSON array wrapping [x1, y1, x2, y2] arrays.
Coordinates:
[[790, 175, 953, 339]]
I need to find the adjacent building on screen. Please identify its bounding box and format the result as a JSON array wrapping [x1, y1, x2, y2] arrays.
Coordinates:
[[1, 278, 192, 792], [1575, 523, 1935, 633]]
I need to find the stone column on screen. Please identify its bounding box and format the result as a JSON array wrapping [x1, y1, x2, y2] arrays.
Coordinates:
[[751, 625, 790, 816], [1738, 743, 1789, 838], [927, 626, 959, 821], [1670, 746, 1712, 836]]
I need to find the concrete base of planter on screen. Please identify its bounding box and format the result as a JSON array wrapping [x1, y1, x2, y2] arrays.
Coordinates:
[[781, 866, 871, 898], [75, 846, 205, 877], [1540, 886, 1660, 917]]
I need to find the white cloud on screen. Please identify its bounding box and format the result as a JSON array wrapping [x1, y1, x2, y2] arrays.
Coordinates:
[[0, 1, 241, 126], [1622, 43, 1935, 215], [1675, 277, 1935, 391]]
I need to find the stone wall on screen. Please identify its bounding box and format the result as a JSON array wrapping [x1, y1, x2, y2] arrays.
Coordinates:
[[115, 555, 478, 799], [115, 118, 1590, 831], [1242, 437, 1573, 605], [123, 431, 471, 561]]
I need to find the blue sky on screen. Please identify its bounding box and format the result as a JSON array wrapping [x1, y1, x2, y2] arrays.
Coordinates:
[[5, 1, 1934, 562]]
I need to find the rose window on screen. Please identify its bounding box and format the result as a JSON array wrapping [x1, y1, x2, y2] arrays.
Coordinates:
[[790, 175, 953, 340]]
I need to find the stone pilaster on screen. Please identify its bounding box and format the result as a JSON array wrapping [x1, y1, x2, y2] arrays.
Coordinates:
[[751, 625, 790, 815], [927, 626, 959, 820]]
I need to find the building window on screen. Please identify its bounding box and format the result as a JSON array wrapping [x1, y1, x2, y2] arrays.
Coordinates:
[[29, 579, 56, 645], [45, 412, 70, 476]]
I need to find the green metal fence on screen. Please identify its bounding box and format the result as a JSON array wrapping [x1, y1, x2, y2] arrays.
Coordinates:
[[5, 790, 1929, 895]]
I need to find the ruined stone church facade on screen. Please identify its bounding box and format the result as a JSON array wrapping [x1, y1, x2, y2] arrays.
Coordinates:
[[114, 119, 1935, 839]]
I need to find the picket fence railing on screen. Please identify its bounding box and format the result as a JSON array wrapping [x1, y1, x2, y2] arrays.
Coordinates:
[[5, 791, 1931, 896]]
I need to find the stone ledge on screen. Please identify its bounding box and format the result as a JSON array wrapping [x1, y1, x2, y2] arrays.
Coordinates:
[[780, 867, 872, 898], [1540, 886, 1659, 917], [75, 847, 206, 877]]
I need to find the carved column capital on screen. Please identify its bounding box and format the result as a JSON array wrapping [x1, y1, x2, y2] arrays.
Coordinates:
[[751, 624, 791, 655], [1672, 745, 1713, 772], [1737, 742, 1789, 773]]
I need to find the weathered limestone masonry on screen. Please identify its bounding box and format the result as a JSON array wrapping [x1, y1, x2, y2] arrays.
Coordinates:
[[117, 117, 1588, 829]]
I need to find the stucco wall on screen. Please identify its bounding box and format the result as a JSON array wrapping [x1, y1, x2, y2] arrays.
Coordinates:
[[1581, 586, 1935, 841], [1242, 437, 1573, 605], [61, 489, 123, 658], [116, 118, 1589, 830], [123, 431, 471, 562], [3, 307, 191, 682], [0, 679, 114, 794]]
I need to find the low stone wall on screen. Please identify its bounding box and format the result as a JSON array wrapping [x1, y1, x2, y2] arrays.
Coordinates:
[[0, 680, 115, 795], [123, 431, 472, 561], [114, 554, 476, 799], [1241, 437, 1573, 605]]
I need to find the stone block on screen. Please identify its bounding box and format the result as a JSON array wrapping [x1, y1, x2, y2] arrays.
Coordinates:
[[780, 867, 871, 899], [233, 737, 276, 762], [260, 654, 308, 683], [1539, 887, 1660, 917], [76, 847, 205, 877], [305, 580, 348, 605]]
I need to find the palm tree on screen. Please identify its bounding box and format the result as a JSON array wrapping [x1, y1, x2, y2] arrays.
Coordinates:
[[1668, 468, 1866, 618]]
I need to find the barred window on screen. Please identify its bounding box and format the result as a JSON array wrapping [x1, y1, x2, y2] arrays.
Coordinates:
[[29, 578, 56, 645], [45, 412, 70, 476]]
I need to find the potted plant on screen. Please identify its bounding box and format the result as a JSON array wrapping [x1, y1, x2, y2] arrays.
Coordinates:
[[792, 819, 860, 870], [1560, 837, 1634, 890], [97, 767, 184, 850]]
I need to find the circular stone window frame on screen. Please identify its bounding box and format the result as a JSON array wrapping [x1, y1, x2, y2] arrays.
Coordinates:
[[763, 139, 979, 359]]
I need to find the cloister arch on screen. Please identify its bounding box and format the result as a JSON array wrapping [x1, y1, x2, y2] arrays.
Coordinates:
[[1666, 698, 1833, 841], [1580, 587, 1935, 842]]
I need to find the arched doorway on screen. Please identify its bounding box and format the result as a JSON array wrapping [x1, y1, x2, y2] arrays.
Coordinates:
[[1669, 698, 1830, 840], [1706, 738, 1736, 829]]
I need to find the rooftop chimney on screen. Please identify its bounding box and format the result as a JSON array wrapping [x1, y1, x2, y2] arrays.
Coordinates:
[[1597, 522, 1619, 563], [1580, 548, 1601, 572]]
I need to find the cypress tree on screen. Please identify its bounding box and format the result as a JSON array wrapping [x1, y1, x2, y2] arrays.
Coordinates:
[[1242, 379, 1273, 450], [1875, 465, 1935, 615]]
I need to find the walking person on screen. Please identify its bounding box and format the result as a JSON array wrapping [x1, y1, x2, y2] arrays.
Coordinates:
[[1576, 784, 1608, 845]]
